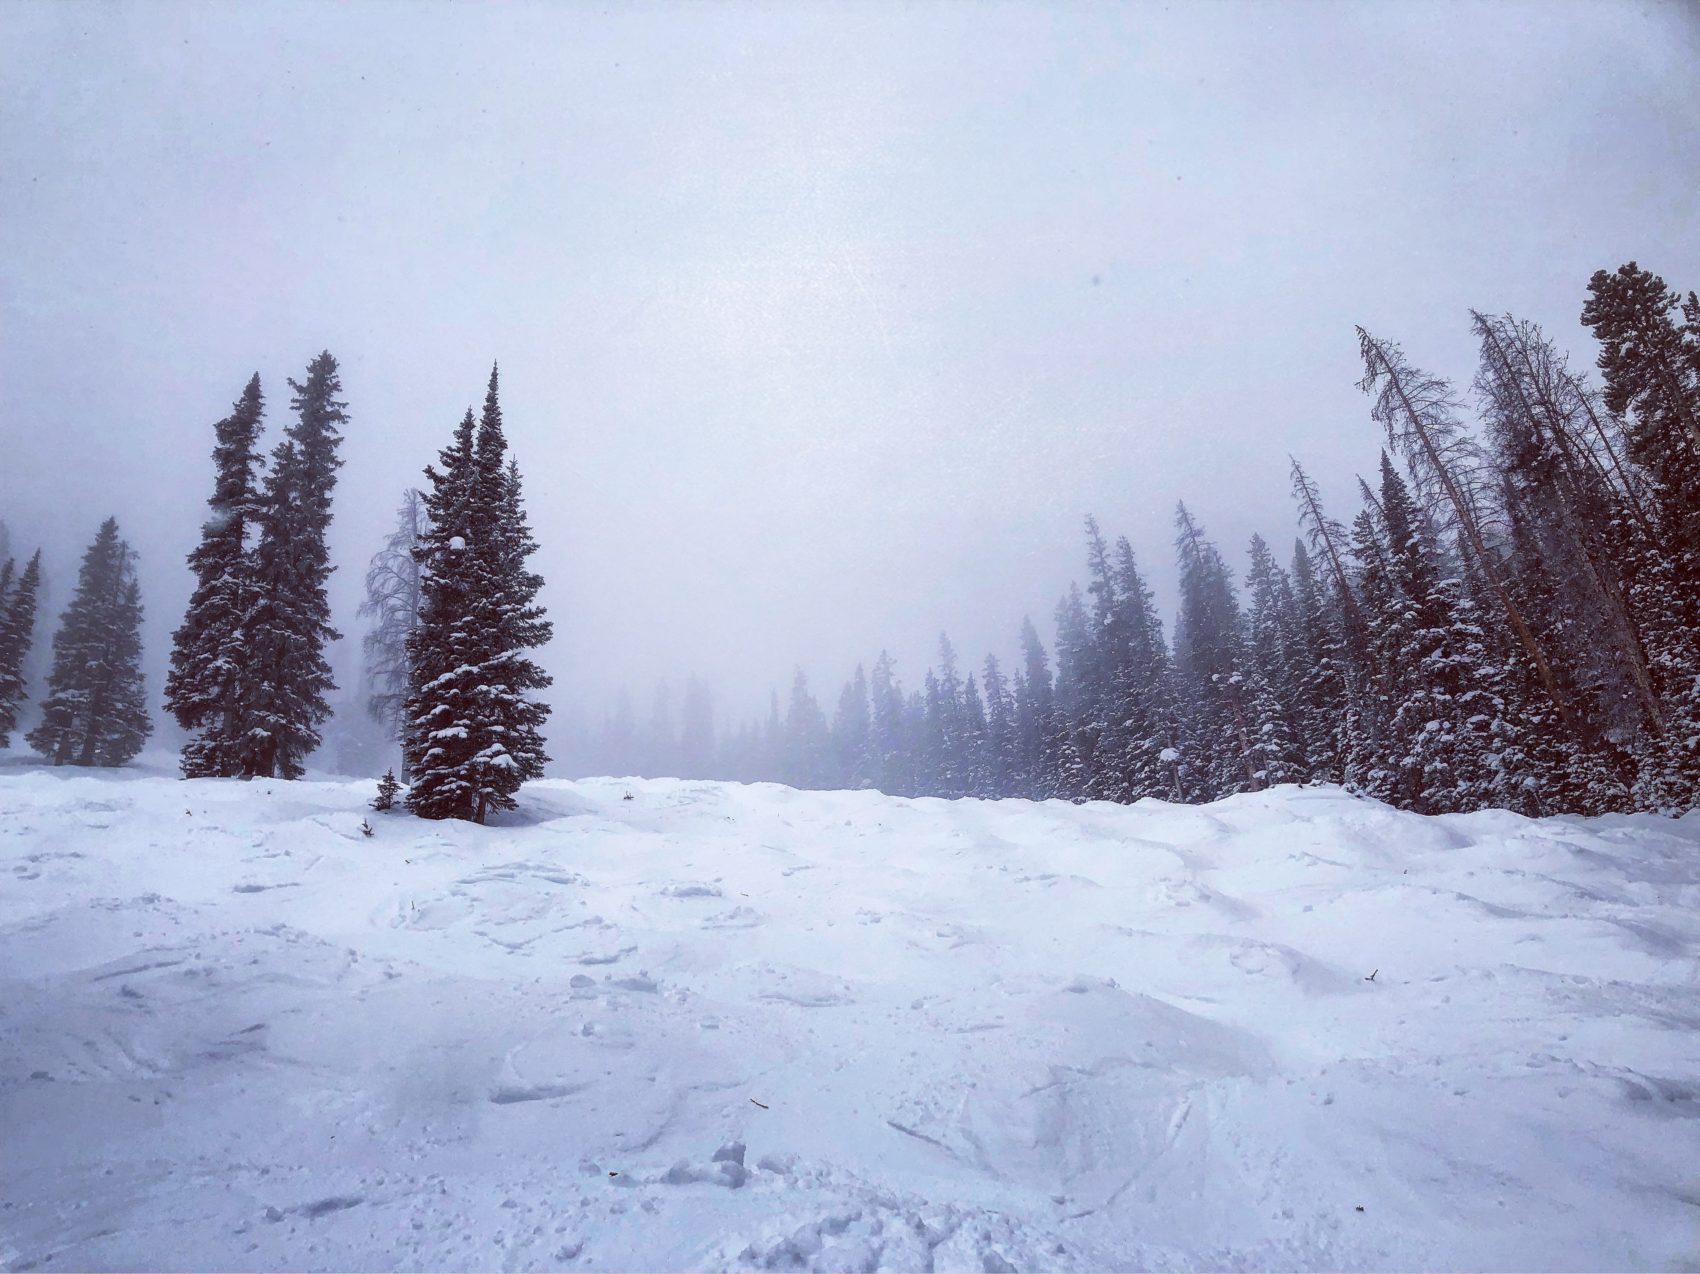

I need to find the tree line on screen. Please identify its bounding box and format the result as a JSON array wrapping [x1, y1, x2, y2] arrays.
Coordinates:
[[2, 354, 553, 825], [532, 263, 1700, 816]]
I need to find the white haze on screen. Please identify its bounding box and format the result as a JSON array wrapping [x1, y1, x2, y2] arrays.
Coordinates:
[[2, 0, 1698, 756]]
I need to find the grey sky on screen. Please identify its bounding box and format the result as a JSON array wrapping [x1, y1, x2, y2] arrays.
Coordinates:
[[3, 0, 1698, 744]]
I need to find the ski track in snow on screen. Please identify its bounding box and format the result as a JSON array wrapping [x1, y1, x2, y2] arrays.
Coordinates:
[[1, 759, 1698, 1271]]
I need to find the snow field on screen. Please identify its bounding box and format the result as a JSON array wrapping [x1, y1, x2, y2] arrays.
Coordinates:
[[1, 763, 1697, 1271]]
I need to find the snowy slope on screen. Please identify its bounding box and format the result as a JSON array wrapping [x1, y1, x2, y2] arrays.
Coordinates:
[[1, 761, 1697, 1272]]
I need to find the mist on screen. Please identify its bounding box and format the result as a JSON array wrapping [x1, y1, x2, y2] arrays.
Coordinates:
[[3, 0, 1697, 767]]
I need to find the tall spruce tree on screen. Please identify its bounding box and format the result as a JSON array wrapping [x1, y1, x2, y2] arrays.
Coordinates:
[[1581, 264, 1700, 809], [831, 665, 873, 788], [1242, 534, 1306, 787], [166, 374, 266, 777], [237, 353, 347, 779], [26, 519, 152, 766], [0, 550, 42, 747], [1173, 504, 1256, 799], [360, 488, 429, 763], [403, 367, 553, 821]]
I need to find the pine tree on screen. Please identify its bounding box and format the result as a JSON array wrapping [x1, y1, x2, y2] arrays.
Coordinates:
[[26, 519, 152, 766], [1011, 618, 1054, 797], [373, 768, 402, 811], [782, 667, 833, 788], [238, 352, 347, 779], [166, 374, 266, 777], [981, 654, 1017, 797], [959, 673, 994, 797], [1581, 264, 1700, 810], [1173, 504, 1256, 798], [1288, 540, 1349, 783], [1242, 534, 1306, 787], [0, 550, 42, 748], [360, 488, 429, 762], [831, 665, 873, 788], [1357, 327, 1580, 745], [1109, 537, 1182, 801], [866, 652, 910, 795], [403, 367, 553, 821], [1049, 588, 1094, 800]]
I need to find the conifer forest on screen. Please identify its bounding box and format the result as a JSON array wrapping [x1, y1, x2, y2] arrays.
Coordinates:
[[2, 263, 1697, 820]]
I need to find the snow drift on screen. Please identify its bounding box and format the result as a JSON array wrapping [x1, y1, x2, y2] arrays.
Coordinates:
[[1, 763, 1697, 1271]]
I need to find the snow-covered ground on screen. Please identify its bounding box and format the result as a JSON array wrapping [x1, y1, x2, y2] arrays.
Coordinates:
[[2, 758, 1697, 1272]]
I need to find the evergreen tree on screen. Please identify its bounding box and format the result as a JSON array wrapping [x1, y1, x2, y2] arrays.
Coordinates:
[[1242, 534, 1306, 786], [1172, 504, 1256, 798], [1013, 616, 1060, 798], [1288, 540, 1349, 783], [1581, 264, 1700, 809], [867, 652, 907, 795], [1108, 537, 1181, 801], [959, 673, 993, 797], [360, 488, 429, 763], [981, 654, 1017, 797], [0, 550, 42, 747], [403, 366, 554, 821], [782, 667, 833, 788], [832, 665, 873, 788], [373, 768, 402, 811], [166, 374, 266, 777], [238, 352, 347, 779], [26, 519, 152, 766]]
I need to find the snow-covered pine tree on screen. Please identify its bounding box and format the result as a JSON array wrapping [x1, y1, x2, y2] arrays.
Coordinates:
[[1360, 456, 1512, 813], [1114, 537, 1182, 800], [0, 550, 42, 747], [1049, 587, 1094, 801], [1012, 617, 1057, 799], [981, 654, 1017, 797], [403, 367, 553, 821], [1357, 327, 1581, 748], [1468, 310, 1651, 813], [1579, 266, 1700, 811], [1287, 540, 1349, 784], [165, 374, 266, 776], [237, 352, 347, 779], [373, 767, 402, 811], [783, 668, 833, 789], [1242, 534, 1306, 787], [26, 518, 152, 766], [359, 488, 429, 764], [1173, 503, 1257, 799], [831, 665, 873, 789], [959, 672, 994, 797], [868, 651, 908, 795], [1077, 518, 1124, 799]]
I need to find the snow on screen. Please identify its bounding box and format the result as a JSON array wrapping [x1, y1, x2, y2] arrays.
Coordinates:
[[2, 758, 1698, 1271]]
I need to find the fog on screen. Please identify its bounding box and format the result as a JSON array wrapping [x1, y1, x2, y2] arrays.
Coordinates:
[[3, 0, 1697, 759]]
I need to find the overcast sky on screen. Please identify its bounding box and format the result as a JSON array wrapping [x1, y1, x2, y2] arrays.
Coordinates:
[[3, 0, 1698, 746]]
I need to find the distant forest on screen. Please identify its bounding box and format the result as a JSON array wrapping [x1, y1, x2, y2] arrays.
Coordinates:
[[538, 263, 1700, 817], [3, 261, 1698, 819]]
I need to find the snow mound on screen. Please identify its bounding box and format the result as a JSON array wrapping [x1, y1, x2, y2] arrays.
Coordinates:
[[1, 768, 1697, 1270]]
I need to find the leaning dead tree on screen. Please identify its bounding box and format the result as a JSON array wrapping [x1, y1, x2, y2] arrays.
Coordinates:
[[1356, 327, 1580, 737]]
